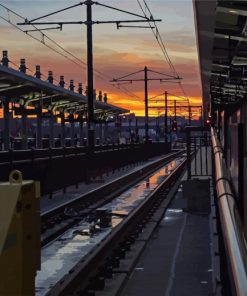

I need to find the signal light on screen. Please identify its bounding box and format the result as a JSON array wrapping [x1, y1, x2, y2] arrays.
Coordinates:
[[205, 118, 211, 125], [172, 119, 177, 132]]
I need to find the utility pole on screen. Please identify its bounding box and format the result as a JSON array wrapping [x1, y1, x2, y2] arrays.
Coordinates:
[[174, 100, 177, 120], [112, 68, 181, 142], [144, 66, 148, 141], [135, 117, 138, 137], [188, 105, 191, 125], [200, 106, 203, 126], [86, 0, 94, 150], [149, 105, 202, 129], [165, 91, 168, 143], [18, 1, 162, 151]]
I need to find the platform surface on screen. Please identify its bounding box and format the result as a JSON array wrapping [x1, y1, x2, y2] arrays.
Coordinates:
[[120, 150, 213, 296]]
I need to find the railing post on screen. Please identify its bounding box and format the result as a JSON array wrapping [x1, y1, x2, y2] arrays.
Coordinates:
[[186, 128, 191, 179], [3, 97, 10, 151]]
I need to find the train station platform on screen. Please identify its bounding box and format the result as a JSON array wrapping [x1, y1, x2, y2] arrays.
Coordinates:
[[95, 128, 245, 296], [119, 171, 214, 296], [1, 128, 247, 296], [83, 142, 215, 296]]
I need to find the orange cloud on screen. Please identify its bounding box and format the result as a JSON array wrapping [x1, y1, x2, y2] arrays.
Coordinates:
[[0, 5, 202, 119]]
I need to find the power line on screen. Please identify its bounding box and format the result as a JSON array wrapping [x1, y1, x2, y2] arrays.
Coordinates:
[[137, 0, 190, 101], [136, 0, 177, 76], [148, 69, 181, 79], [0, 16, 85, 71], [143, 0, 179, 77], [28, 2, 85, 23], [0, 1, 187, 103], [0, 3, 140, 100], [144, 0, 189, 100], [149, 91, 187, 101]]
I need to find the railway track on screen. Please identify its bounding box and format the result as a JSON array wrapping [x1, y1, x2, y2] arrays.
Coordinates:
[[37, 152, 187, 296], [41, 150, 184, 246]]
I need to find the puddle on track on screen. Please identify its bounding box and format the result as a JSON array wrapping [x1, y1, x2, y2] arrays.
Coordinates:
[[36, 157, 184, 295]]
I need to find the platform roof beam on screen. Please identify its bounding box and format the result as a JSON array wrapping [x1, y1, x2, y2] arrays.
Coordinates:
[[194, 0, 247, 111]]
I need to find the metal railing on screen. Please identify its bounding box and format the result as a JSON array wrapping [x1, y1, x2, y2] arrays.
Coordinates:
[[185, 126, 211, 179], [211, 127, 247, 296], [0, 142, 171, 196]]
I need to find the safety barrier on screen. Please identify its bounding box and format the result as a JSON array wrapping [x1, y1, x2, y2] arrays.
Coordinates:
[[211, 128, 247, 296], [0, 142, 171, 196]]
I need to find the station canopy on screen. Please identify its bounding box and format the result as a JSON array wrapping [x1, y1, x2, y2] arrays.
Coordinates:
[[0, 64, 129, 116], [194, 0, 247, 111]]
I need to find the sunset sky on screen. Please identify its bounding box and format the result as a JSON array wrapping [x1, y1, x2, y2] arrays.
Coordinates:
[[0, 0, 202, 116]]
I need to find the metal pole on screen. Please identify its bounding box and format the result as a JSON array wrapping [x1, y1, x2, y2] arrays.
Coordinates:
[[3, 98, 10, 150], [157, 114, 160, 140], [36, 103, 42, 149], [187, 128, 191, 179], [21, 108, 27, 150], [79, 120, 83, 146], [188, 105, 191, 125], [105, 122, 108, 143], [86, 0, 95, 151], [71, 115, 75, 147], [101, 122, 104, 144], [165, 91, 168, 143], [174, 100, 177, 120], [144, 66, 148, 142], [217, 108, 221, 140], [120, 116, 122, 137], [156, 116, 158, 136], [200, 106, 203, 127], [117, 116, 120, 140], [99, 122, 103, 145], [61, 112, 65, 147], [129, 117, 131, 139], [49, 112, 54, 148]]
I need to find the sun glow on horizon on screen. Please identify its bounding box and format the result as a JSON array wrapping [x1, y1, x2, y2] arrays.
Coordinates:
[[0, 0, 202, 119]]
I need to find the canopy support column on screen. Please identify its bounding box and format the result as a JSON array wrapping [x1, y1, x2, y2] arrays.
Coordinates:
[[70, 114, 75, 147], [61, 112, 65, 147], [21, 108, 27, 150], [79, 121, 83, 147], [49, 112, 54, 148], [3, 97, 10, 151], [36, 104, 42, 149]]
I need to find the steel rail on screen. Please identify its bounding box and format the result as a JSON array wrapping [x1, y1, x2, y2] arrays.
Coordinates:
[[211, 128, 247, 296], [45, 156, 187, 295], [41, 150, 184, 245]]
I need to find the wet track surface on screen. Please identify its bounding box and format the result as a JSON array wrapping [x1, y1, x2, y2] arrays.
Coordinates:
[[36, 157, 184, 295]]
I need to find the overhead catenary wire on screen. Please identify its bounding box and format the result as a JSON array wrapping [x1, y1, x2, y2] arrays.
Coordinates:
[[112, 69, 144, 81], [142, 0, 178, 76], [145, 2, 189, 100], [136, 0, 177, 76], [27, 2, 85, 23], [1, 0, 184, 105], [0, 3, 141, 100], [148, 69, 181, 79], [137, 0, 189, 101], [149, 91, 188, 101], [0, 3, 99, 83], [0, 16, 86, 76], [167, 92, 189, 102], [17, 1, 151, 100], [15, 1, 159, 101]]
